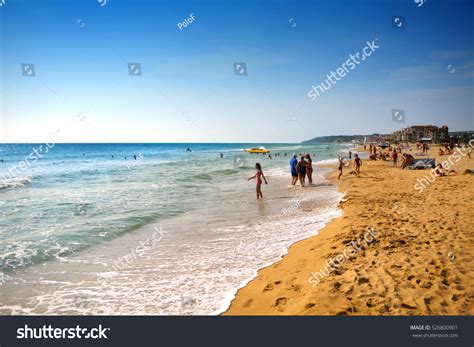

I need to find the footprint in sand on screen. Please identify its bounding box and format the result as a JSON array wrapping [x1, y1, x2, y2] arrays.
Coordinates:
[[357, 277, 370, 285], [243, 299, 253, 308], [289, 284, 302, 292], [366, 298, 377, 307], [421, 281, 433, 289], [263, 283, 273, 292], [274, 297, 288, 307], [401, 302, 417, 310]]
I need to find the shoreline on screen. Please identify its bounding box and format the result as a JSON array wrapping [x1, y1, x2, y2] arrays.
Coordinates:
[[222, 162, 349, 315], [0, 157, 345, 315], [224, 146, 473, 315], [215, 200, 342, 316], [213, 165, 344, 315]]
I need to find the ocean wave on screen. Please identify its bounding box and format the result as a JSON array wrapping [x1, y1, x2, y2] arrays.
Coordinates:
[[212, 169, 239, 176], [0, 176, 32, 190], [314, 158, 338, 165], [180, 167, 253, 182], [0, 212, 168, 272], [270, 145, 302, 151]]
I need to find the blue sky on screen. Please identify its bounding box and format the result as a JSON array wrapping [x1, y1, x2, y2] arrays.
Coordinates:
[[1, 0, 473, 143]]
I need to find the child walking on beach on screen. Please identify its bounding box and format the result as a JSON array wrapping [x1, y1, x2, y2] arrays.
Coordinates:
[[338, 157, 344, 179], [354, 154, 362, 177], [248, 163, 267, 199], [392, 150, 398, 167]]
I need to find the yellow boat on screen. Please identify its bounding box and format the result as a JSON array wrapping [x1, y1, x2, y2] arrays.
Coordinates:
[[244, 147, 270, 154]]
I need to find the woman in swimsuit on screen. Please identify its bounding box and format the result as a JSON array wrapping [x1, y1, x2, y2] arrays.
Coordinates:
[[248, 163, 267, 199], [305, 154, 313, 184], [296, 156, 307, 187]]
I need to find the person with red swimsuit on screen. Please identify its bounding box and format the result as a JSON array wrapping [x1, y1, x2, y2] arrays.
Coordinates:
[[247, 163, 268, 200]]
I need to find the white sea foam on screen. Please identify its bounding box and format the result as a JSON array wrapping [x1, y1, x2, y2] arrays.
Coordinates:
[[315, 158, 339, 165], [0, 176, 32, 189], [270, 145, 302, 151]]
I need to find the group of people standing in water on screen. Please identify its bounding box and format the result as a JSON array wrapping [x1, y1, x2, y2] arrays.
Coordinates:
[[290, 153, 313, 187], [247, 149, 364, 200], [247, 153, 314, 200]]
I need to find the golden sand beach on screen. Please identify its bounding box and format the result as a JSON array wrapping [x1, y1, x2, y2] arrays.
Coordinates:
[[225, 146, 474, 315]]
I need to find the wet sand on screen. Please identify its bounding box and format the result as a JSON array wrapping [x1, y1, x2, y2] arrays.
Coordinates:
[[225, 146, 474, 315]]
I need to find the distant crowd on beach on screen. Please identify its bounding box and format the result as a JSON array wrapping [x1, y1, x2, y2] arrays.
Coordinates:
[[363, 140, 473, 177]]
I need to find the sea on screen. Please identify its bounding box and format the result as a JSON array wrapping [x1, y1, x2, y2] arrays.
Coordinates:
[[0, 142, 355, 315]]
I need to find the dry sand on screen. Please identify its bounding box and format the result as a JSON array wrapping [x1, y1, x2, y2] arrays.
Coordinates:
[[225, 146, 474, 315]]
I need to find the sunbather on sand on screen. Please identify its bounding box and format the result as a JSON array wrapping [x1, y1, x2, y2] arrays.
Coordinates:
[[401, 153, 414, 169], [433, 164, 457, 177], [433, 164, 445, 177]]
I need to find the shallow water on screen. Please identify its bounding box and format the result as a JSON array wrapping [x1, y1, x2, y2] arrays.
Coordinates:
[[0, 143, 354, 314]]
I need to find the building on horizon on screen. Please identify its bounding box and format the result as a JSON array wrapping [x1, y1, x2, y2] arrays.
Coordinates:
[[448, 130, 474, 143], [390, 125, 449, 143]]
